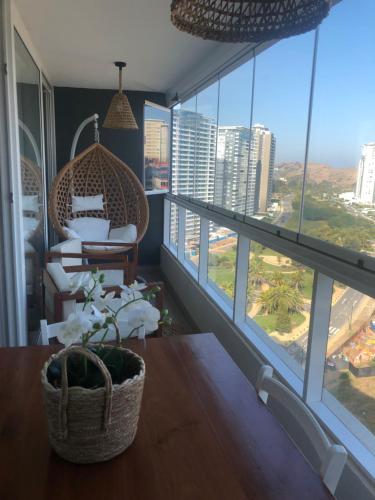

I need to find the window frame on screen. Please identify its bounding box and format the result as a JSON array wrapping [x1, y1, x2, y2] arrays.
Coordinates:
[[164, 194, 375, 481]]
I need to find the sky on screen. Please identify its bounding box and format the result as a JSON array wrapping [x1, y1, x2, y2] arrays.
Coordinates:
[[181, 0, 375, 168]]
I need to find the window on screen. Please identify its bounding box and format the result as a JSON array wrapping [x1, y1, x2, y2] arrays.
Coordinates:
[[208, 224, 237, 304], [144, 102, 170, 192], [172, 97, 197, 197], [195, 82, 219, 203], [215, 61, 253, 214], [169, 203, 178, 251], [15, 30, 46, 339], [324, 284, 375, 449], [184, 210, 200, 269], [167, 0, 375, 474], [302, 0, 375, 256], [248, 32, 314, 228], [247, 243, 313, 374]]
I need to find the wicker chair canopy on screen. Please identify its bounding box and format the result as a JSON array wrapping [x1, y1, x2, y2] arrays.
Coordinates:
[[48, 143, 149, 245], [171, 0, 330, 43]]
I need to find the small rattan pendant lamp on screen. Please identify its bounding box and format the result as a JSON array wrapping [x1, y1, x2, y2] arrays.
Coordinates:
[[171, 0, 331, 43], [103, 61, 138, 130]]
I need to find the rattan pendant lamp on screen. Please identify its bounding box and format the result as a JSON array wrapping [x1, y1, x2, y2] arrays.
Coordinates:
[[171, 0, 331, 43], [103, 61, 138, 130]]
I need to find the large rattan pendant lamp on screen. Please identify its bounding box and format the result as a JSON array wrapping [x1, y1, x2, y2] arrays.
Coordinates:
[[171, 0, 331, 43], [103, 61, 138, 130]]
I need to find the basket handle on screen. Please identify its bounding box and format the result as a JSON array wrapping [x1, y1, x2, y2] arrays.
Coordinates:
[[56, 346, 113, 439]]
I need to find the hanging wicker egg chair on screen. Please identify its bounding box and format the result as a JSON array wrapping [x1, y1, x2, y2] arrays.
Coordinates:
[[22, 155, 43, 240], [48, 143, 149, 253]]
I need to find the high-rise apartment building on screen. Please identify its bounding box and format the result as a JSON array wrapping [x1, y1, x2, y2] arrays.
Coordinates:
[[215, 126, 250, 214], [172, 109, 217, 243], [144, 119, 169, 190], [356, 143, 375, 205], [247, 124, 276, 214], [214, 124, 276, 216]]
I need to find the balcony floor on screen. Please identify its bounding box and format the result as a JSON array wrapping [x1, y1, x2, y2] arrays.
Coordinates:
[[138, 265, 200, 336]]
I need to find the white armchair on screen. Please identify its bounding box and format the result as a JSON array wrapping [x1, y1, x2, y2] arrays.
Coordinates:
[[43, 239, 130, 322]]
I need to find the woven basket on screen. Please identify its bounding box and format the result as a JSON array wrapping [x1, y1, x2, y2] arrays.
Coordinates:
[[41, 345, 145, 464]]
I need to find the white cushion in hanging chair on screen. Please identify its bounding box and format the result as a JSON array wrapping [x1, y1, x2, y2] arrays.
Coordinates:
[[65, 217, 110, 241], [109, 224, 137, 243], [71, 194, 104, 213]]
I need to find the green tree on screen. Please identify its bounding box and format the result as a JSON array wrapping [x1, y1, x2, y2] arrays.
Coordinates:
[[290, 270, 304, 290], [269, 271, 286, 287], [276, 308, 292, 333], [258, 284, 304, 315], [248, 255, 265, 287]]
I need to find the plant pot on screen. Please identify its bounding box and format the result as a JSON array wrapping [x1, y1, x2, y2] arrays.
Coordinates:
[[41, 345, 145, 464]]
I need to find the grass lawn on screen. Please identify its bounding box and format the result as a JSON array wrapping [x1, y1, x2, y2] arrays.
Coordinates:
[[254, 312, 305, 334], [208, 265, 235, 285]]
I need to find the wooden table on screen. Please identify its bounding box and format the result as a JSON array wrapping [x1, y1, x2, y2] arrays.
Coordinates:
[[0, 333, 331, 500]]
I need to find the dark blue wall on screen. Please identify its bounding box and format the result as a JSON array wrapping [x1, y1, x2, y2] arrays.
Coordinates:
[[54, 87, 166, 265]]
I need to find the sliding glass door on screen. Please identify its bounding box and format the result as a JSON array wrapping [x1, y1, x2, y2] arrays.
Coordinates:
[[14, 30, 47, 342]]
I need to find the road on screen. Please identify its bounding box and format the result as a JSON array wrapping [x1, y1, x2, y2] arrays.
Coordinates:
[[286, 287, 366, 365], [274, 194, 293, 227]]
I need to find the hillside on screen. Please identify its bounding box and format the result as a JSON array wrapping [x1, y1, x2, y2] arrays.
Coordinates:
[[276, 162, 356, 191]]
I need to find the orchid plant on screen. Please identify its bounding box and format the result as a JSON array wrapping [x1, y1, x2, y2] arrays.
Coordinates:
[[48, 270, 171, 389]]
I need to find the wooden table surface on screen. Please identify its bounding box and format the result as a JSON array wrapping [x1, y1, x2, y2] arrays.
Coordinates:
[[0, 333, 331, 500]]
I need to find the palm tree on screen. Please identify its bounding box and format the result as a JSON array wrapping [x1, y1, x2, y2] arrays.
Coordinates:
[[258, 284, 304, 315], [269, 271, 285, 287], [248, 255, 265, 287], [290, 270, 304, 290]]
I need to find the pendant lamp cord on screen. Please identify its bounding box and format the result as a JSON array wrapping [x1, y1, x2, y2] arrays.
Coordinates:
[[119, 67, 123, 94]]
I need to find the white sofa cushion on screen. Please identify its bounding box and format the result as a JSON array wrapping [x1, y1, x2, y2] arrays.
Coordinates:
[[109, 224, 137, 243], [63, 226, 81, 240], [23, 216, 39, 240], [47, 262, 72, 292], [50, 238, 82, 267], [66, 217, 110, 242], [22, 195, 39, 213], [71, 194, 104, 213]]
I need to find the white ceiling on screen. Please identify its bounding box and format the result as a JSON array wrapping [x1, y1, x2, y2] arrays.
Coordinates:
[[14, 0, 228, 93]]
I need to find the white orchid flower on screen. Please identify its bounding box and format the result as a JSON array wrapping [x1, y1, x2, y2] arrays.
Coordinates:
[[90, 304, 106, 325], [84, 278, 105, 301], [120, 289, 143, 304], [57, 311, 93, 347], [119, 300, 160, 338], [69, 272, 90, 295], [94, 290, 117, 311], [120, 280, 147, 295]]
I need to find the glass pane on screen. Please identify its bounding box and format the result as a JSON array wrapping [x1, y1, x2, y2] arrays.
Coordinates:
[[15, 30, 45, 342], [324, 284, 375, 436], [248, 32, 315, 230], [208, 224, 237, 302], [214, 60, 253, 214], [184, 210, 200, 269], [144, 103, 170, 192], [302, 1, 375, 255], [195, 82, 218, 203], [169, 203, 178, 249], [171, 98, 197, 196], [247, 242, 314, 371]]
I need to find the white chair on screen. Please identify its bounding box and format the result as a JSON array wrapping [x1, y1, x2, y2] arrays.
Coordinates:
[[43, 238, 130, 322], [256, 365, 347, 496], [40, 319, 65, 345]]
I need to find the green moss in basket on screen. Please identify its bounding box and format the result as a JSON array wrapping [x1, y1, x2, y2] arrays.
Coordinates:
[[47, 347, 142, 389]]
